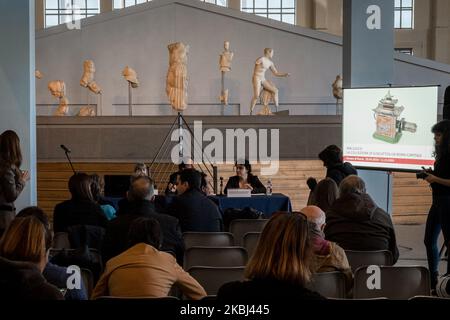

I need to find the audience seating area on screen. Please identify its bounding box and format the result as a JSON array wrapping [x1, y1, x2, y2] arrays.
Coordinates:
[[46, 219, 439, 300]]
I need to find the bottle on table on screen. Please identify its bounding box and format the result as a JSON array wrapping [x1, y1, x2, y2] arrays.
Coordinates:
[[266, 179, 273, 196]]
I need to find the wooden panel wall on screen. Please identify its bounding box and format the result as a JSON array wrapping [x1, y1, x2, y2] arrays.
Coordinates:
[[37, 161, 431, 224]]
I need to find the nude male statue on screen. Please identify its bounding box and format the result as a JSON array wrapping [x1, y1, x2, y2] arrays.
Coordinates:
[[250, 48, 290, 115]]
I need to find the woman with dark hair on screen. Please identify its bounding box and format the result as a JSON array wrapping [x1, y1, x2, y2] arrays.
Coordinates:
[[0, 215, 63, 300], [53, 173, 107, 232], [422, 120, 450, 290], [0, 130, 30, 236], [90, 174, 116, 221], [92, 217, 206, 299], [224, 159, 266, 194], [217, 212, 324, 301]]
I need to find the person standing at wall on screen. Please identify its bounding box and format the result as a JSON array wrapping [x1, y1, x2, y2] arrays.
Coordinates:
[[0, 130, 30, 237]]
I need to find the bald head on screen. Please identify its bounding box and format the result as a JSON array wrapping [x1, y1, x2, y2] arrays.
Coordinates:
[[300, 205, 326, 229], [128, 176, 155, 202]]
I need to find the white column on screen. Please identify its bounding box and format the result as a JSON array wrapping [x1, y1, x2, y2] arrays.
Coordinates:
[[0, 1, 37, 209]]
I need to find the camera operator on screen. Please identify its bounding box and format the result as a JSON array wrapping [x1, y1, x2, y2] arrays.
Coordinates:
[[422, 120, 450, 291]]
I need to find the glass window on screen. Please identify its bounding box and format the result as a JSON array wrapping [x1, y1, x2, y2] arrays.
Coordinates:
[[241, 0, 296, 25], [114, 0, 226, 9], [395, 0, 414, 29], [45, 0, 100, 28]]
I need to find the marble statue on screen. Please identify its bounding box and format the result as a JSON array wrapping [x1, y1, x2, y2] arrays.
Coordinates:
[[250, 48, 290, 115], [122, 66, 139, 88], [35, 70, 43, 79], [166, 42, 189, 112], [332, 75, 343, 100], [219, 41, 234, 73], [48, 80, 69, 116], [219, 41, 234, 106], [80, 60, 102, 94], [54, 97, 69, 116], [77, 106, 96, 117], [257, 84, 276, 116], [48, 80, 66, 98]]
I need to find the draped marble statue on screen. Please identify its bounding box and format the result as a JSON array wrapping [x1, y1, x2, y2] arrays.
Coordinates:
[[166, 42, 189, 112]]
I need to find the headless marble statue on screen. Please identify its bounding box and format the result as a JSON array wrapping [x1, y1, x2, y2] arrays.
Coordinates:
[[332, 75, 343, 100], [166, 42, 189, 112], [80, 60, 102, 94], [48, 80, 69, 116]]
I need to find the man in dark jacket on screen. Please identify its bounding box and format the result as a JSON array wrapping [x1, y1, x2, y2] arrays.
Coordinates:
[[318, 145, 357, 186], [324, 175, 399, 263], [102, 176, 184, 264], [167, 169, 223, 232]]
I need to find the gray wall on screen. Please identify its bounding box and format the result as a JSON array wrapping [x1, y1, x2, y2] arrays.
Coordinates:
[[0, 1, 36, 209], [35, 0, 450, 116]]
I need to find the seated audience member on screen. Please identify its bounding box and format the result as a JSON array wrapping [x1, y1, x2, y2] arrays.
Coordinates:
[[317, 145, 357, 186], [224, 159, 266, 194], [16, 207, 87, 300], [324, 175, 399, 263], [131, 163, 150, 184], [300, 206, 353, 291], [168, 169, 223, 232], [92, 217, 206, 299], [0, 215, 63, 300], [102, 176, 184, 264], [165, 159, 194, 195], [53, 173, 108, 233], [217, 212, 325, 301], [91, 174, 116, 221], [308, 178, 339, 214]]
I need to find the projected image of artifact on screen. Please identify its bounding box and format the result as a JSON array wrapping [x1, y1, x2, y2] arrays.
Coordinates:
[[372, 91, 417, 144], [166, 42, 189, 112]]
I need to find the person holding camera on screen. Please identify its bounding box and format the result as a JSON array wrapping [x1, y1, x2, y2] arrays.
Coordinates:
[[422, 120, 450, 290]]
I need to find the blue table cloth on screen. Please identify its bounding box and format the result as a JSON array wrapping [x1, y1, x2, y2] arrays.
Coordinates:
[[208, 193, 292, 218]]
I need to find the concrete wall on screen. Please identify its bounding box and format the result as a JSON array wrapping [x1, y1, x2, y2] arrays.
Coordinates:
[[0, 1, 36, 210], [36, 0, 450, 117]]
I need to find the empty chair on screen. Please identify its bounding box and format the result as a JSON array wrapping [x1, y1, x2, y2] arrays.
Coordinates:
[[184, 247, 248, 270], [53, 232, 71, 249], [345, 250, 393, 273], [307, 272, 347, 299], [353, 266, 431, 299], [183, 232, 234, 249], [188, 267, 245, 296], [230, 219, 268, 246], [243, 232, 261, 258]]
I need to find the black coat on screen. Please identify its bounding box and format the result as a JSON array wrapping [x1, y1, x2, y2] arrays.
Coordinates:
[[0, 256, 64, 300], [324, 193, 399, 263], [326, 162, 358, 186], [167, 188, 223, 232], [53, 199, 108, 233], [217, 278, 325, 301], [102, 200, 184, 264], [224, 174, 267, 194]]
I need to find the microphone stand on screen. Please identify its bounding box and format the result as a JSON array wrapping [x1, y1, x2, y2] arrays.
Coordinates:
[[64, 150, 76, 174]]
